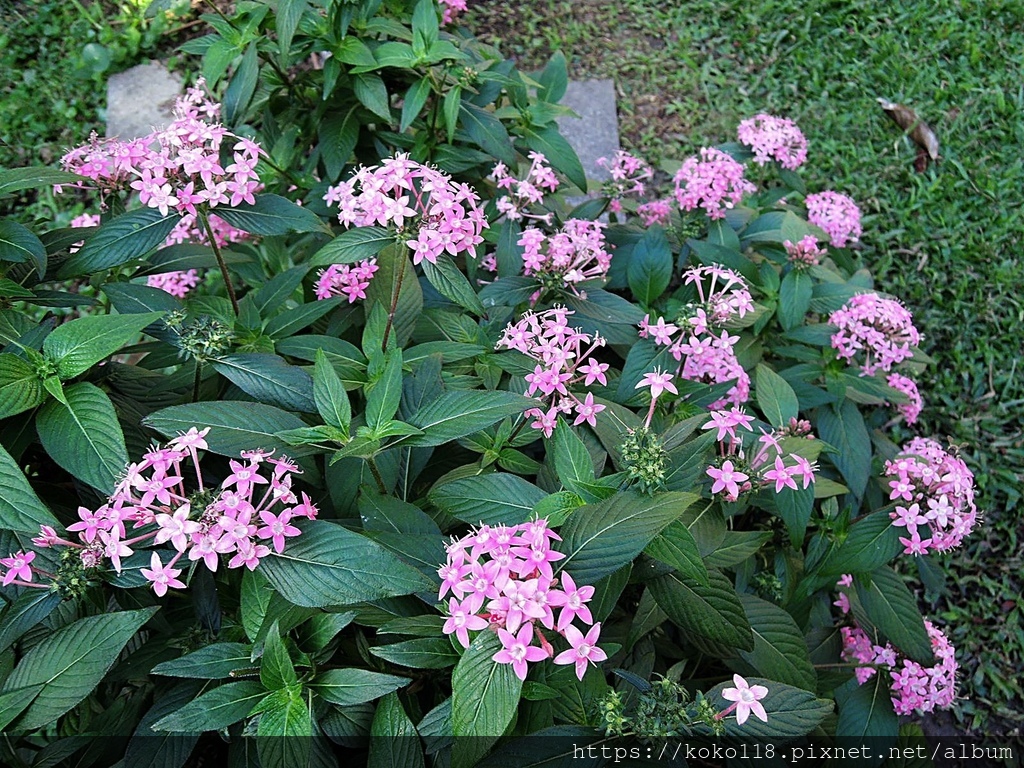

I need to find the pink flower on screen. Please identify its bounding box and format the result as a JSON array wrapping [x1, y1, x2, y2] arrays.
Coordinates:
[[737, 113, 808, 170], [493, 624, 548, 681], [706, 460, 749, 500], [829, 293, 920, 376], [1, 550, 35, 585], [155, 505, 201, 552], [636, 370, 678, 400], [31, 526, 60, 548], [549, 572, 595, 631], [257, 510, 301, 554], [228, 539, 271, 570], [553, 622, 607, 680], [141, 552, 186, 597], [572, 392, 605, 428], [673, 147, 755, 219], [763, 456, 798, 493], [721, 675, 769, 725], [443, 598, 489, 648]]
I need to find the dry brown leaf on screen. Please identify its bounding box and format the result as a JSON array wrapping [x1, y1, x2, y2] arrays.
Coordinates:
[[877, 98, 940, 166]]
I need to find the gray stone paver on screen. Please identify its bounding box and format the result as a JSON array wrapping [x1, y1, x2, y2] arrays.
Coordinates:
[[106, 61, 183, 140], [555, 79, 620, 188]]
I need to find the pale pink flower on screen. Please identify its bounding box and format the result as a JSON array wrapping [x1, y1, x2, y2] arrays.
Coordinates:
[[141, 552, 186, 597], [721, 675, 769, 725], [554, 622, 607, 680]]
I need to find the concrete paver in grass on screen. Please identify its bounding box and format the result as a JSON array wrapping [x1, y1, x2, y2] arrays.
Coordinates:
[[106, 61, 182, 140], [555, 79, 620, 190]]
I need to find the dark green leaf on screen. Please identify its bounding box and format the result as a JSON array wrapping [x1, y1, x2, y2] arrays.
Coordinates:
[[223, 42, 258, 123], [814, 511, 901, 578], [311, 668, 408, 706], [644, 520, 709, 586], [520, 125, 586, 191], [855, 568, 934, 664], [404, 391, 537, 446], [816, 399, 871, 499], [43, 312, 163, 380], [559, 491, 700, 584], [2, 608, 158, 730], [538, 51, 568, 102], [145, 401, 314, 458], [835, 675, 899, 742], [738, 594, 816, 690], [313, 349, 351, 432], [354, 74, 392, 120], [0, 353, 45, 421], [152, 681, 266, 732], [778, 269, 813, 331], [37, 382, 128, 494], [59, 208, 181, 277], [364, 348, 403, 430], [649, 568, 753, 651], [259, 520, 431, 608], [429, 473, 547, 526], [0, 590, 62, 654], [370, 637, 458, 669], [309, 226, 394, 266], [626, 225, 673, 306], [0, 167, 83, 198], [754, 363, 799, 427], [152, 643, 254, 679], [213, 354, 316, 413], [422, 255, 485, 316], [369, 692, 424, 768], [0, 220, 46, 277], [703, 678, 832, 739], [459, 103, 516, 166], [400, 78, 431, 133], [216, 194, 324, 235]]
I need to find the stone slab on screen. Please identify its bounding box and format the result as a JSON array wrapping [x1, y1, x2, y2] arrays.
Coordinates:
[[555, 79, 620, 188], [106, 61, 183, 140]]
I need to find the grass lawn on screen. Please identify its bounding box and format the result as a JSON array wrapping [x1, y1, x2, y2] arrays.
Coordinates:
[[466, 0, 1024, 735]]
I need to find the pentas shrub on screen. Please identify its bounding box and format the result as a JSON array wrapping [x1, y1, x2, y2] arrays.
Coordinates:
[[0, 6, 985, 764]]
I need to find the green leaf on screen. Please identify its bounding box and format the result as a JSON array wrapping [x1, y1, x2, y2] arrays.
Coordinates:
[[778, 269, 813, 331], [360, 489, 440, 534], [103, 282, 183, 317], [754, 363, 800, 427], [2, 607, 157, 730], [313, 349, 351, 432], [855, 568, 934, 664], [0, 685, 41, 732], [703, 530, 772, 569], [259, 520, 431, 608], [124, 681, 204, 768], [648, 568, 753, 651], [550, 421, 599, 500], [451, 631, 523, 768], [145, 401, 313, 458], [459, 103, 516, 167], [152, 643, 254, 679], [260, 622, 297, 692], [311, 668, 408, 706], [429, 473, 547, 526], [354, 73, 392, 120], [253, 266, 308, 316], [59, 208, 181, 277], [257, 686, 314, 768], [140, 243, 250, 275], [319, 108, 360, 181], [0, 590, 62, 653], [365, 245, 422, 348], [520, 125, 587, 191], [816, 399, 871, 499], [369, 692, 425, 768], [215, 194, 325, 235], [644, 520, 709, 587], [265, 297, 342, 339], [37, 382, 128, 494], [559, 491, 699, 584], [835, 675, 899, 742], [412, 0, 439, 52], [276, 0, 308, 56], [422, 254, 485, 316], [626, 225, 673, 306], [0, 167, 83, 198], [43, 312, 163, 380], [404, 391, 538, 446], [0, 353, 46, 421], [443, 86, 462, 143], [0, 220, 46, 277], [152, 681, 266, 732], [309, 226, 394, 266], [370, 637, 459, 669], [771, 482, 815, 546], [400, 77, 431, 132], [365, 348, 403, 430], [531, 490, 586, 527], [538, 51, 568, 102], [212, 354, 316, 413], [738, 594, 817, 691], [703, 678, 832, 740], [814, 510, 901, 578], [223, 42, 258, 123]]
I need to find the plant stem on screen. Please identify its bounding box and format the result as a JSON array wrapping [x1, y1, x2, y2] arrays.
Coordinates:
[[199, 210, 239, 315], [367, 458, 388, 494], [381, 251, 408, 353], [192, 359, 203, 403]]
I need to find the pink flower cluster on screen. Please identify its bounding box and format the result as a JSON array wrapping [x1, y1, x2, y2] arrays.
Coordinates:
[[884, 437, 978, 555], [519, 219, 612, 297], [315, 259, 379, 303], [829, 292, 921, 376], [596, 151, 653, 213], [841, 622, 958, 716], [640, 265, 754, 409], [147, 270, 201, 298], [784, 235, 826, 268], [438, 520, 606, 681], [737, 113, 808, 170], [0, 428, 317, 597], [886, 372, 922, 425], [439, 0, 467, 24], [490, 152, 560, 222], [496, 307, 608, 437], [323, 153, 486, 266], [702, 407, 816, 501], [673, 147, 756, 220], [59, 79, 264, 215], [636, 199, 673, 227], [805, 191, 862, 248]]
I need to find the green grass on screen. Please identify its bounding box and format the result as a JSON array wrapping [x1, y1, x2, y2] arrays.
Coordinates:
[[467, 0, 1024, 735]]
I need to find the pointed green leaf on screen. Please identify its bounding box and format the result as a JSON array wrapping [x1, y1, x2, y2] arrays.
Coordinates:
[[310, 668, 408, 706], [649, 568, 753, 651], [212, 354, 316, 413], [152, 681, 267, 732], [422, 254, 485, 316], [314, 349, 351, 432], [404, 391, 538, 446], [152, 643, 254, 679], [0, 353, 45, 421], [43, 312, 163, 380], [738, 594, 817, 690], [59, 208, 181, 277], [429, 473, 547, 526], [215, 194, 325, 235]]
